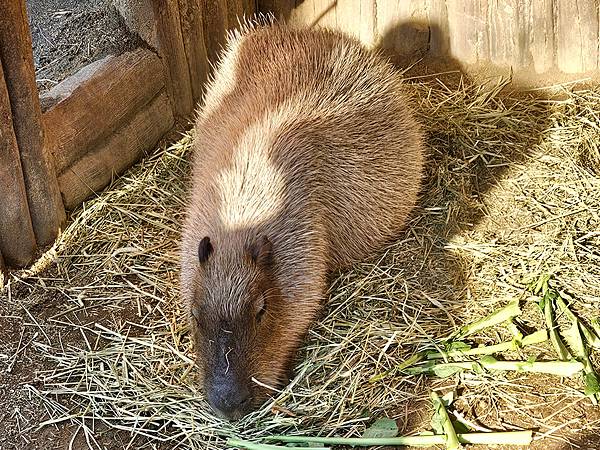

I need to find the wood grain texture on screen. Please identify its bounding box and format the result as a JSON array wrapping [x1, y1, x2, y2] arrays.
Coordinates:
[[259, 0, 600, 77], [257, 0, 295, 20], [0, 60, 37, 267], [178, 0, 210, 104], [42, 49, 165, 175], [529, 0, 554, 74], [151, 0, 194, 117], [555, 0, 599, 73], [0, 0, 65, 248], [201, 0, 229, 65], [58, 91, 174, 209]]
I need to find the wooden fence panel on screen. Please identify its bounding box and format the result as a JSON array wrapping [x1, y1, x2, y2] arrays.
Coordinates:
[[258, 0, 600, 77]]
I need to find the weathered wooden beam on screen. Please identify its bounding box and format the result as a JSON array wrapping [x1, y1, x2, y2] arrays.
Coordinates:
[[0, 59, 37, 267], [0, 0, 66, 248], [42, 49, 165, 175], [178, 0, 210, 104], [58, 91, 174, 209], [151, 0, 194, 117]]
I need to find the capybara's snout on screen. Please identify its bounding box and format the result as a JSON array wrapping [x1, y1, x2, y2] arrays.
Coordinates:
[[205, 374, 252, 420]]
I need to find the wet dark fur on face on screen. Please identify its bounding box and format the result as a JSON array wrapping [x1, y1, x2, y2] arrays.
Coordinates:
[[180, 20, 425, 419]]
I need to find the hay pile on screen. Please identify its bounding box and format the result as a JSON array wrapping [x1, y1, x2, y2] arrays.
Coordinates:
[[11, 75, 600, 449]]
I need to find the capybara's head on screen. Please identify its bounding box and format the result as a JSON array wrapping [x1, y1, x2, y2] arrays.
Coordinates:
[[186, 233, 300, 419]]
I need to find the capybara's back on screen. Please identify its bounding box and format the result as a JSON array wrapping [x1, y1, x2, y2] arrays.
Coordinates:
[[181, 21, 425, 419]]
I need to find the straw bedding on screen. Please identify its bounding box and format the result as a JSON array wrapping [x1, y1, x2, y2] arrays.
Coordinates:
[[8, 74, 600, 449]]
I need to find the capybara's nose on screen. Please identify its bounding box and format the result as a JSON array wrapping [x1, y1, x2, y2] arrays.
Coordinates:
[[207, 380, 251, 419]]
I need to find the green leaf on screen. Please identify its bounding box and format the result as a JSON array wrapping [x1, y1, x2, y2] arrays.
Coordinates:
[[432, 364, 467, 378], [362, 418, 398, 438], [584, 373, 600, 396], [538, 296, 546, 312], [530, 273, 551, 296], [448, 342, 471, 352], [441, 391, 455, 407], [452, 421, 470, 434]]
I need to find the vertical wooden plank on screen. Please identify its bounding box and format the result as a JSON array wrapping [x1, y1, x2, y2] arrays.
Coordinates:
[[426, 0, 451, 58], [257, 0, 295, 19], [0, 0, 66, 249], [529, 0, 554, 74], [376, 0, 430, 57], [240, 0, 256, 17], [226, 0, 244, 27], [0, 60, 37, 267], [151, 0, 195, 116], [488, 0, 522, 68], [555, 0, 599, 73], [201, 0, 229, 65], [178, 0, 210, 105], [446, 0, 489, 65]]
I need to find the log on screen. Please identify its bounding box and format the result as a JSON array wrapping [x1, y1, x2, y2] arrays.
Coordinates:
[[0, 59, 37, 267], [0, 0, 65, 248], [151, 0, 194, 117], [112, 0, 159, 48], [178, 0, 210, 104], [42, 49, 165, 175], [58, 91, 174, 209]]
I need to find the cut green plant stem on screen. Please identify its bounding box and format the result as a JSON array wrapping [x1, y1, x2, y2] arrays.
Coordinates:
[[431, 391, 461, 449], [453, 300, 521, 339], [426, 330, 548, 359], [408, 357, 584, 377], [479, 356, 584, 376], [268, 431, 533, 446], [227, 438, 330, 450]]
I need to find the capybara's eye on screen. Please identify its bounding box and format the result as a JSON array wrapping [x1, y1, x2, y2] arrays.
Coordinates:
[[256, 295, 267, 322]]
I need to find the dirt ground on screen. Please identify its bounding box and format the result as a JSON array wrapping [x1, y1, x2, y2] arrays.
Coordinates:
[[26, 0, 140, 93]]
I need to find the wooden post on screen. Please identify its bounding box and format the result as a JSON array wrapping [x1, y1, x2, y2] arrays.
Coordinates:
[[0, 0, 66, 248], [178, 0, 211, 104], [0, 60, 37, 267], [151, 0, 194, 117]]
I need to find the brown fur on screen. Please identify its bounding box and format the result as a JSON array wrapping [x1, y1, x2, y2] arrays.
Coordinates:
[[180, 20, 425, 418]]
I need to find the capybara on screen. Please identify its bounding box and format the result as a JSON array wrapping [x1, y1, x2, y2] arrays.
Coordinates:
[[180, 20, 425, 419]]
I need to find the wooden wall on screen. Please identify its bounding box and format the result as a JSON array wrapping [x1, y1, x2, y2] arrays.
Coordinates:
[[0, 0, 254, 269], [260, 0, 600, 77]]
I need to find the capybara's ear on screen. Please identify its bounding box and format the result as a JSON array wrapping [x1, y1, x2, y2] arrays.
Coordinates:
[[198, 236, 213, 263], [249, 235, 272, 267]]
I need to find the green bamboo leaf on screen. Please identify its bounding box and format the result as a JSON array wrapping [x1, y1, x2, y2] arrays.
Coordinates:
[[362, 418, 398, 438]]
